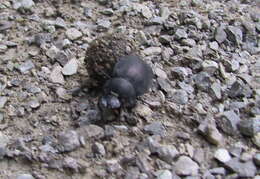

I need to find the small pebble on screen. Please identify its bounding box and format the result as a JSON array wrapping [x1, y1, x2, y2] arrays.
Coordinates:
[[18, 60, 35, 73], [16, 174, 35, 179], [62, 58, 78, 76], [66, 28, 83, 40], [214, 148, 231, 163], [49, 65, 65, 84]]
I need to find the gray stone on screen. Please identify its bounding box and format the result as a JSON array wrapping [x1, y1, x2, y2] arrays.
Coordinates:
[[0, 147, 6, 160], [92, 142, 106, 156], [97, 19, 111, 31], [113, 125, 128, 132], [237, 74, 253, 85], [198, 122, 223, 145], [225, 26, 243, 45], [78, 124, 105, 139], [0, 132, 9, 148], [180, 38, 196, 47], [170, 90, 188, 105], [0, 44, 7, 52], [0, 21, 14, 31], [104, 125, 116, 138], [0, 97, 7, 109], [125, 167, 140, 179], [55, 17, 66, 28], [155, 170, 172, 179], [253, 153, 260, 166], [171, 67, 189, 80], [55, 51, 70, 66], [157, 78, 173, 93], [209, 167, 226, 175], [226, 173, 239, 179], [155, 145, 179, 164], [135, 104, 153, 119], [62, 58, 78, 76], [209, 41, 219, 51], [228, 80, 252, 98], [154, 67, 168, 79], [0, 113, 3, 122], [144, 122, 166, 136], [49, 65, 65, 84], [142, 47, 162, 56], [238, 118, 260, 137], [184, 177, 200, 179], [18, 60, 35, 73], [193, 72, 211, 91], [229, 101, 247, 111], [202, 171, 214, 179], [63, 157, 86, 173], [43, 25, 55, 34], [66, 28, 82, 40], [11, 138, 30, 151], [224, 59, 240, 72], [56, 87, 71, 100], [39, 143, 57, 153], [150, 17, 164, 25], [4, 41, 18, 47], [243, 42, 260, 55], [141, 5, 152, 19], [214, 148, 231, 163], [240, 152, 253, 162], [13, 0, 34, 10], [84, 7, 93, 17], [139, 173, 149, 179], [155, 158, 172, 170], [135, 31, 149, 45], [186, 144, 194, 157], [174, 28, 188, 40], [174, 156, 199, 176], [26, 85, 41, 94], [202, 60, 218, 74], [144, 136, 160, 153], [253, 132, 260, 148], [193, 148, 204, 164], [177, 82, 194, 94], [160, 6, 170, 20], [62, 39, 71, 48], [28, 99, 40, 108], [191, 0, 203, 6], [136, 153, 153, 173], [217, 110, 240, 136], [56, 130, 81, 152], [187, 46, 203, 58], [46, 45, 59, 60], [209, 82, 222, 100], [159, 35, 172, 45], [215, 26, 227, 44], [96, 0, 108, 5], [224, 157, 257, 178], [34, 33, 52, 47], [17, 107, 25, 117], [106, 159, 122, 173], [100, 8, 114, 16], [188, 17, 203, 29], [229, 146, 242, 158], [16, 174, 35, 179]]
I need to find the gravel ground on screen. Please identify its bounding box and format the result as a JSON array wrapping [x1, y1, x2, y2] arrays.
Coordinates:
[[0, 0, 259, 178]]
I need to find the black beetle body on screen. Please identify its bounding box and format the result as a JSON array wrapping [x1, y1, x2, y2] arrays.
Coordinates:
[[99, 55, 153, 110]]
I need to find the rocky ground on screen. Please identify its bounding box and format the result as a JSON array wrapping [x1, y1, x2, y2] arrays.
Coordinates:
[[0, 0, 259, 178]]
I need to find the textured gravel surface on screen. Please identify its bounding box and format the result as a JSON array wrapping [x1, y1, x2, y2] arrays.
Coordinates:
[[0, 0, 259, 178]]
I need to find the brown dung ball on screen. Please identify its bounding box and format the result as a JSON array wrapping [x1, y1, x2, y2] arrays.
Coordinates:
[[84, 32, 139, 87]]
